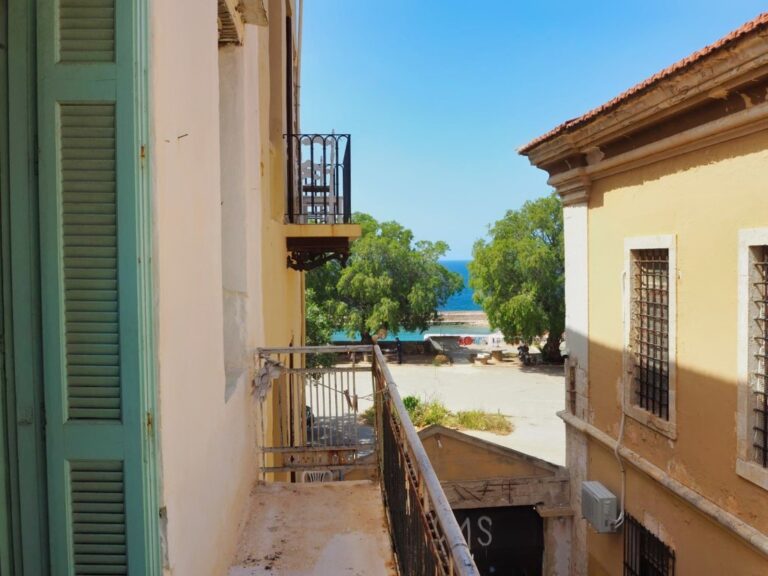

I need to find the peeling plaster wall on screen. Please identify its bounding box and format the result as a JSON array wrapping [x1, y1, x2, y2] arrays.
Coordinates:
[[543, 516, 572, 576], [151, 3, 302, 574], [421, 434, 556, 482], [585, 128, 768, 573], [587, 442, 767, 575], [220, 43, 250, 400], [151, 3, 253, 574]]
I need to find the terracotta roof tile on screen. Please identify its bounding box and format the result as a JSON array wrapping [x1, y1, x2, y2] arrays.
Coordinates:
[[519, 12, 768, 154]]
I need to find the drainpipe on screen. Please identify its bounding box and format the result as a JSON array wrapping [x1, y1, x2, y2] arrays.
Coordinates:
[[295, 0, 303, 132]]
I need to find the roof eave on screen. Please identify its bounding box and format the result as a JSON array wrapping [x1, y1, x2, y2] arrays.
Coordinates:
[[520, 15, 768, 173]]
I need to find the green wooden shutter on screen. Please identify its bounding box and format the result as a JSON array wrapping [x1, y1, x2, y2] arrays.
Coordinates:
[[37, 1, 151, 574]]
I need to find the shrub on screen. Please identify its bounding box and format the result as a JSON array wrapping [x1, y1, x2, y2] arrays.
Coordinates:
[[360, 405, 376, 426], [415, 400, 450, 427], [402, 395, 421, 414]]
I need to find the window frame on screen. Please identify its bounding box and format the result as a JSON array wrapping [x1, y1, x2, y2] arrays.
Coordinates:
[[623, 514, 676, 576], [623, 235, 677, 439], [737, 228, 768, 490]]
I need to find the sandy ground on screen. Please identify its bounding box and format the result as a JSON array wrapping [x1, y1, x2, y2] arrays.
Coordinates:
[[388, 360, 566, 466]]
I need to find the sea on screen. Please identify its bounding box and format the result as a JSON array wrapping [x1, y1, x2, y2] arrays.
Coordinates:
[[332, 260, 492, 342], [440, 259, 482, 312]]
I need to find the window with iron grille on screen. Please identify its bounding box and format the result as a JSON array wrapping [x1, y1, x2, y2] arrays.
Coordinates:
[[750, 245, 768, 468], [631, 249, 670, 420], [624, 514, 675, 576]]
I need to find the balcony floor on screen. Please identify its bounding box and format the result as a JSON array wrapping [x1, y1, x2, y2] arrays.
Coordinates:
[[228, 480, 397, 576]]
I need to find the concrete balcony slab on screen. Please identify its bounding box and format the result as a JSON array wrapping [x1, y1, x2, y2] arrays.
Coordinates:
[[228, 480, 397, 576]]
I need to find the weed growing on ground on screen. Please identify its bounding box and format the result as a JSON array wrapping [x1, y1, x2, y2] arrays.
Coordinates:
[[360, 396, 513, 434], [453, 410, 513, 434]]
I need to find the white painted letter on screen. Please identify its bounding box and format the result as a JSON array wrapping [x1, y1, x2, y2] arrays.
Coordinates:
[[478, 516, 493, 547]]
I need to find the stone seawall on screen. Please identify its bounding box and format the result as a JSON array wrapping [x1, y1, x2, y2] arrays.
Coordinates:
[[435, 310, 489, 327]]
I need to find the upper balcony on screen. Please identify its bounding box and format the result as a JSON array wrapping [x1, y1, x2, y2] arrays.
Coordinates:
[[284, 134, 361, 271], [229, 346, 480, 576]]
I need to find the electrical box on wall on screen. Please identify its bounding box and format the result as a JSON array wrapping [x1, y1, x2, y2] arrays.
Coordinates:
[[582, 481, 618, 533]]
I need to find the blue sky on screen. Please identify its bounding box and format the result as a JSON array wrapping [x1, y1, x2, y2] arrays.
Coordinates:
[[300, 1, 766, 259]]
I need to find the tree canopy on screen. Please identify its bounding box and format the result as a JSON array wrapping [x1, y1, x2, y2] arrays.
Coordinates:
[[469, 193, 564, 357], [306, 213, 463, 343]]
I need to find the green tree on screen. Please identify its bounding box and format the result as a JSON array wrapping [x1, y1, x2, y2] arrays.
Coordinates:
[[469, 193, 564, 359], [306, 213, 463, 344], [305, 288, 333, 346]]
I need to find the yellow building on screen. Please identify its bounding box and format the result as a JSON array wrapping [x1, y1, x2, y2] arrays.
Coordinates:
[[521, 13, 768, 576]]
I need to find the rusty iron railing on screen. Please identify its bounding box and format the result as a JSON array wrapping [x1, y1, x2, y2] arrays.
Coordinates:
[[255, 345, 478, 576], [372, 346, 478, 576], [256, 346, 374, 476]]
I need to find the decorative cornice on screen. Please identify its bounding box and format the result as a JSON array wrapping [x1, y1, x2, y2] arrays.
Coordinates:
[[549, 101, 768, 195], [553, 169, 591, 206]]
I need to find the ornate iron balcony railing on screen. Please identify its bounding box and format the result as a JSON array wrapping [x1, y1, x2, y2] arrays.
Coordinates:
[[286, 133, 351, 224], [256, 345, 479, 576]]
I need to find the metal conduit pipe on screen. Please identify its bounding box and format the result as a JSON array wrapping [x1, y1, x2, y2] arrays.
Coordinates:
[[559, 410, 768, 557]]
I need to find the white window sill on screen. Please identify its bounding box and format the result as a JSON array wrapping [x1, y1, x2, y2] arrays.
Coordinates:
[[736, 458, 768, 491], [625, 404, 677, 440]]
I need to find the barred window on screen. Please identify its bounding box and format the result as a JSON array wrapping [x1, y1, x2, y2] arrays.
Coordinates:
[[631, 249, 670, 420], [624, 514, 675, 576], [750, 245, 768, 467]]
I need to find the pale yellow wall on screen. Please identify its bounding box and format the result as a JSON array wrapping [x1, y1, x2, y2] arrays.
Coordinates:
[[421, 434, 552, 482], [257, 0, 304, 478], [151, 2, 303, 575], [586, 441, 767, 576], [586, 129, 768, 573]]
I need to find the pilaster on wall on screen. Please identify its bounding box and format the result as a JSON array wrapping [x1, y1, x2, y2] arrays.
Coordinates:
[[561, 182, 590, 576], [565, 425, 588, 576], [562, 188, 589, 420], [543, 516, 573, 576]]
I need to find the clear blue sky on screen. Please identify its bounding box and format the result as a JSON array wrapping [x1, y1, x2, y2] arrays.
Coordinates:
[[300, 1, 766, 259]]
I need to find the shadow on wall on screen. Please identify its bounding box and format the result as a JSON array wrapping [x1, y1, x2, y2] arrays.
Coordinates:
[[567, 332, 768, 575]]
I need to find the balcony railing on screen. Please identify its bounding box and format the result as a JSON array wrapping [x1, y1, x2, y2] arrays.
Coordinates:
[[256, 345, 479, 576], [286, 133, 351, 224]]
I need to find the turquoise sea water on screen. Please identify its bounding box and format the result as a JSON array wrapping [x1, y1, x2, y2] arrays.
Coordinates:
[[332, 260, 490, 342]]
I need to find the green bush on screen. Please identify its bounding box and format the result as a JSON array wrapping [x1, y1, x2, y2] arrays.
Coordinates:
[[360, 405, 376, 426], [402, 395, 421, 413], [416, 400, 450, 426]]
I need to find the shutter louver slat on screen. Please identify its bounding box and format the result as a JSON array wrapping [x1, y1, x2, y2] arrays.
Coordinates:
[[59, 0, 115, 63], [70, 462, 128, 575], [42, 0, 148, 571], [61, 103, 121, 421]]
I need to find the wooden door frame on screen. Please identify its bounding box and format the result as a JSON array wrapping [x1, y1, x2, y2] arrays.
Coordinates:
[[0, 2, 13, 572], [4, 0, 49, 572], [131, 0, 163, 572]]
